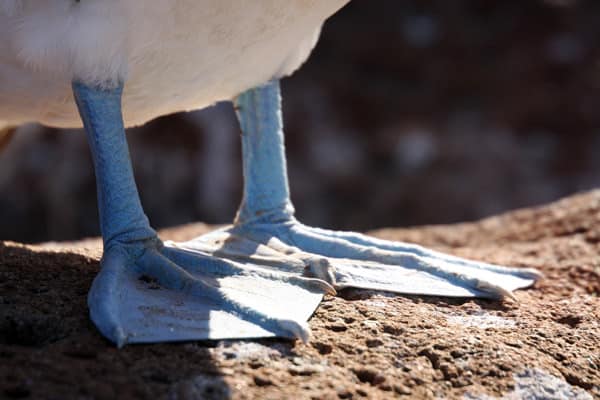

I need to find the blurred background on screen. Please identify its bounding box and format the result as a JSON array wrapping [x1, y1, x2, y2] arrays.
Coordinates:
[[1, 0, 599, 243]]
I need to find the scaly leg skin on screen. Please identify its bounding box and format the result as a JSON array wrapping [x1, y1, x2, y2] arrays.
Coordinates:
[[169, 80, 542, 304], [73, 82, 334, 347]]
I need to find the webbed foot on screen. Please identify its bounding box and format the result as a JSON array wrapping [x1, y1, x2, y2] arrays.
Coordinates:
[[88, 238, 333, 346], [169, 218, 541, 301]]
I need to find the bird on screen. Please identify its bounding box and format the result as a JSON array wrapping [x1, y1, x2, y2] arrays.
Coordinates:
[[0, 1, 541, 347]]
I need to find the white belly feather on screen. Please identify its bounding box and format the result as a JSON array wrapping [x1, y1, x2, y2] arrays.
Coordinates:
[[0, 0, 349, 128]]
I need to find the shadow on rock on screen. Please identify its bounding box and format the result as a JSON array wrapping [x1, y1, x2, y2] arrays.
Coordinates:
[[0, 242, 232, 399]]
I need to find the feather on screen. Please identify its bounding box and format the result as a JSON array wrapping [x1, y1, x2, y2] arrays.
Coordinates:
[[0, 1, 349, 128]]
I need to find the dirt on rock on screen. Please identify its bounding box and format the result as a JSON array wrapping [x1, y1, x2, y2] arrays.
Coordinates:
[[1, 191, 599, 399]]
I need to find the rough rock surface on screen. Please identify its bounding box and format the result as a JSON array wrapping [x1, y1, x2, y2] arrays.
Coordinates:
[[1, 191, 599, 399]]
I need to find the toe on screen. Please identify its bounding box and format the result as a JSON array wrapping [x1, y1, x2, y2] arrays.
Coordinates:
[[87, 247, 130, 346]]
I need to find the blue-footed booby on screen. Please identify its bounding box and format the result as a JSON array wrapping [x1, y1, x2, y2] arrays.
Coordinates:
[[0, 1, 540, 346]]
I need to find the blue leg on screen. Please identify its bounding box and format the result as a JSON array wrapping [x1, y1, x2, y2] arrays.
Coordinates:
[[179, 80, 541, 301], [234, 80, 294, 224], [74, 81, 333, 347]]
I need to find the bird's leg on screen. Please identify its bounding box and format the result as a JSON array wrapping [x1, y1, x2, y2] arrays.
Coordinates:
[[73, 81, 332, 346], [232, 79, 295, 225], [73, 82, 157, 248], [175, 80, 541, 301]]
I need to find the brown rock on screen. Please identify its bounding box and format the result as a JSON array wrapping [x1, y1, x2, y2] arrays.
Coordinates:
[[1, 191, 600, 399]]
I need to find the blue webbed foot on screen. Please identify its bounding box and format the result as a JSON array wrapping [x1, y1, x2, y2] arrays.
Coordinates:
[[170, 217, 541, 302], [165, 80, 542, 312], [88, 238, 334, 346]]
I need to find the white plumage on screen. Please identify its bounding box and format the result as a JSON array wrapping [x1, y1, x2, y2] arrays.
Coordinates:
[[0, 0, 349, 128]]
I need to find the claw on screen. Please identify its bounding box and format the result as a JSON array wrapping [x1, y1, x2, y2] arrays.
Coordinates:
[[476, 280, 518, 302], [277, 319, 311, 343], [291, 276, 336, 296], [114, 327, 127, 349], [316, 279, 337, 296], [517, 267, 545, 280]]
